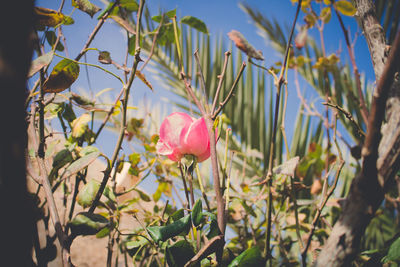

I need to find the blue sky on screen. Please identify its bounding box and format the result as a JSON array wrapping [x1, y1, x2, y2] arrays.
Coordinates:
[[33, 0, 376, 196]]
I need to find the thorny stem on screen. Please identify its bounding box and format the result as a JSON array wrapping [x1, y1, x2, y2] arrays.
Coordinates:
[[88, 0, 145, 214], [264, 0, 302, 263]]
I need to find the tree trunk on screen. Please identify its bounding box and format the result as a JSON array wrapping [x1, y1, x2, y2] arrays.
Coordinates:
[[0, 1, 35, 265], [316, 0, 400, 265]]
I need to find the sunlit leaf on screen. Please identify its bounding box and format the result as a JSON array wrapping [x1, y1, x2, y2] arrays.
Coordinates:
[[43, 59, 79, 93], [334, 0, 356, 16], [152, 9, 176, 23], [72, 0, 101, 18], [120, 0, 139, 12], [181, 16, 208, 34], [62, 146, 100, 178], [111, 15, 135, 34], [34, 7, 73, 27], [77, 179, 100, 208], [72, 113, 91, 138], [320, 7, 332, 23]]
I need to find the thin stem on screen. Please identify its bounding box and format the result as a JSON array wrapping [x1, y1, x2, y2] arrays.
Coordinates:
[[264, 0, 303, 262], [88, 0, 145, 214], [75, 2, 117, 61], [211, 51, 231, 114], [194, 49, 211, 113], [334, 6, 369, 125], [172, 16, 184, 73], [195, 164, 211, 211], [212, 62, 246, 119], [179, 163, 191, 210]]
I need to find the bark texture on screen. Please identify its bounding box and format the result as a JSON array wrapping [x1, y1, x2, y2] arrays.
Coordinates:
[[0, 1, 35, 265], [316, 0, 400, 265]]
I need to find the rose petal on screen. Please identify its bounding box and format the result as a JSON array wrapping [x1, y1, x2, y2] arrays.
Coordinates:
[[159, 112, 193, 148], [180, 117, 209, 158], [156, 140, 173, 155]]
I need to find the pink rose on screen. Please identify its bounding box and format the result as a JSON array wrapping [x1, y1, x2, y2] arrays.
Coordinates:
[[156, 112, 211, 162]]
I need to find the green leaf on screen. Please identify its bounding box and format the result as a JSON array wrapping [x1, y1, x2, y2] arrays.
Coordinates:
[[70, 92, 94, 106], [42, 58, 79, 93], [71, 114, 91, 138], [125, 237, 148, 257], [147, 215, 191, 243], [228, 246, 264, 267], [45, 31, 64, 51], [120, 0, 138, 12], [129, 153, 141, 167], [62, 147, 100, 178], [133, 188, 151, 202], [77, 179, 100, 208], [69, 212, 109, 236], [334, 0, 356, 16], [320, 7, 332, 23], [28, 51, 54, 77], [34, 7, 70, 27], [240, 200, 257, 218], [168, 209, 185, 223], [382, 237, 400, 263], [166, 240, 198, 267], [152, 9, 176, 23], [98, 51, 112, 64], [180, 16, 208, 34], [96, 225, 111, 238], [202, 212, 221, 239], [192, 199, 203, 227], [52, 148, 73, 170], [72, 0, 101, 18]]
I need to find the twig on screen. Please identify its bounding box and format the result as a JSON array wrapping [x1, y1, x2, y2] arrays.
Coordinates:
[[194, 49, 211, 113], [264, 0, 303, 263], [88, 0, 145, 214], [334, 6, 369, 125], [179, 163, 191, 210], [212, 62, 246, 119], [323, 102, 365, 137], [74, 2, 118, 61], [211, 51, 231, 113], [139, 14, 164, 71]]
